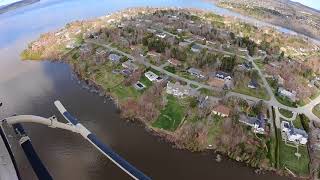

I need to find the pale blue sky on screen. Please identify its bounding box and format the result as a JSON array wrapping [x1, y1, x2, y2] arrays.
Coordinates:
[[291, 0, 320, 10], [0, 0, 319, 10]]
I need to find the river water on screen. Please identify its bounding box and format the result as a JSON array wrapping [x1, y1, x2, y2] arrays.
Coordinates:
[[0, 0, 292, 179]]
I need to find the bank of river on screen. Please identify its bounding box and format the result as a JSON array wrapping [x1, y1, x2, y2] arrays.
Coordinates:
[[0, 0, 293, 179]]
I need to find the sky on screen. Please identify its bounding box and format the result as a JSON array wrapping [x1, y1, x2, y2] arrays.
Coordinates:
[[291, 0, 320, 10], [0, 0, 319, 10]]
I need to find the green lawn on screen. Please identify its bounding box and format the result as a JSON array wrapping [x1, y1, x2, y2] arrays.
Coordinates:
[[266, 134, 277, 168], [312, 104, 320, 119], [276, 95, 297, 108], [207, 115, 223, 145], [233, 85, 270, 100], [279, 108, 293, 118], [292, 116, 303, 129], [152, 95, 186, 131], [176, 71, 197, 81], [279, 140, 310, 176], [164, 66, 176, 74], [198, 88, 220, 97], [112, 85, 140, 101], [139, 75, 153, 88]]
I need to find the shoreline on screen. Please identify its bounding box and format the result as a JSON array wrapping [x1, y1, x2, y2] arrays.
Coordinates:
[[62, 61, 289, 178], [20, 7, 317, 178]]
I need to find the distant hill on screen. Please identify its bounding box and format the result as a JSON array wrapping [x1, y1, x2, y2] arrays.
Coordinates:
[[0, 0, 39, 14], [209, 0, 320, 40]]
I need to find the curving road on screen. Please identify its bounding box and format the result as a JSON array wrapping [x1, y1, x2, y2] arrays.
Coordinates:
[[86, 34, 320, 125]]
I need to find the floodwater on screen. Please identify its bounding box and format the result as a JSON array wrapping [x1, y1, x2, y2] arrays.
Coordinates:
[[0, 0, 293, 179]]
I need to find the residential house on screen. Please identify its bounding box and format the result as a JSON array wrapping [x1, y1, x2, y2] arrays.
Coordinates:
[[168, 58, 182, 67], [239, 114, 266, 134], [191, 44, 202, 53], [187, 68, 205, 79], [278, 87, 297, 102], [212, 104, 231, 117], [166, 81, 192, 98], [144, 71, 158, 81], [122, 60, 138, 71], [108, 54, 122, 63], [133, 81, 146, 90], [215, 71, 232, 80], [156, 33, 166, 39], [281, 121, 308, 145], [248, 79, 259, 89]]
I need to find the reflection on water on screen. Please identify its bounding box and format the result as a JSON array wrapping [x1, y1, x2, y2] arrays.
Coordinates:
[[0, 0, 292, 179]]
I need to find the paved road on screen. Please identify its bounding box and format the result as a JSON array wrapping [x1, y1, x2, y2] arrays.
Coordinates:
[[86, 38, 320, 123]]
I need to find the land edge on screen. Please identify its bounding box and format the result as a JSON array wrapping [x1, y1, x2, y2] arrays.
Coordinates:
[[44, 58, 291, 178]]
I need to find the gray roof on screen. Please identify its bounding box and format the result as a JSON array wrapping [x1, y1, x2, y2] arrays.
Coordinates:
[[188, 68, 202, 75], [108, 54, 122, 62]]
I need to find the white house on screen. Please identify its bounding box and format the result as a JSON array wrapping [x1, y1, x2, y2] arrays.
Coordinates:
[[278, 87, 297, 102], [156, 33, 166, 39], [166, 82, 191, 98], [144, 71, 158, 81], [281, 121, 308, 145]]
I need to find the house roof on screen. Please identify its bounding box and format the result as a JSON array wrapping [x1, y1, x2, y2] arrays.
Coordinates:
[[109, 54, 121, 62], [168, 58, 181, 66], [212, 105, 230, 116], [188, 68, 202, 75]]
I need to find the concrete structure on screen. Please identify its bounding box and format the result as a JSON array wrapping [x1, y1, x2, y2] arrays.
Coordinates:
[[212, 104, 230, 117], [281, 121, 308, 145], [166, 81, 191, 98]]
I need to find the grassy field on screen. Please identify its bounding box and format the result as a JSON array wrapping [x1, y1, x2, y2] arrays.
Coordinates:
[[276, 95, 297, 108], [279, 108, 293, 118], [164, 66, 176, 74], [152, 95, 186, 131], [279, 140, 310, 176], [207, 115, 223, 145], [233, 85, 270, 100], [139, 74, 153, 88], [292, 116, 303, 129], [312, 104, 320, 119], [94, 62, 140, 101]]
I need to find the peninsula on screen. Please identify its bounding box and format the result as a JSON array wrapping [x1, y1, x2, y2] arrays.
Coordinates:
[[21, 8, 320, 179]]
